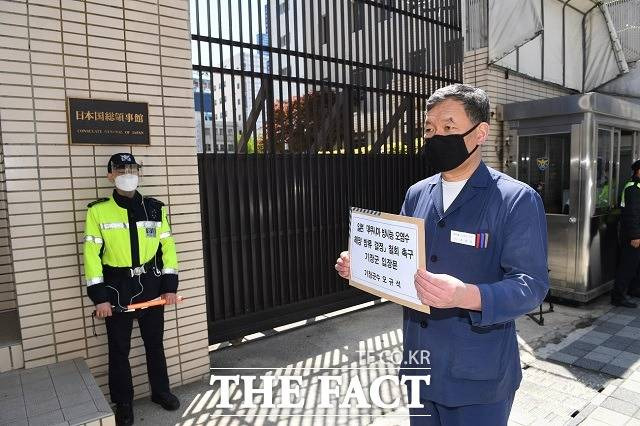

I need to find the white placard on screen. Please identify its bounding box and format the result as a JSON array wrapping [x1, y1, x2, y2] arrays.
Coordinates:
[[348, 207, 429, 313]]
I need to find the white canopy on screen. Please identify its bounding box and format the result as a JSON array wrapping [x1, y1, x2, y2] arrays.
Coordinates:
[[598, 60, 640, 97], [486, 0, 639, 94]]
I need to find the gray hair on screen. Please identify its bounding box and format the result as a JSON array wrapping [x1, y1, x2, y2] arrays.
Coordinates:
[[426, 84, 491, 125]]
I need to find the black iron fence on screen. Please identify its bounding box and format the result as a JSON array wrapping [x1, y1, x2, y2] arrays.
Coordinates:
[[192, 0, 463, 343]]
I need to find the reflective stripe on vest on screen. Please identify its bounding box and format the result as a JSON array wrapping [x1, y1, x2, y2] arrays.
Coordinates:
[[84, 235, 103, 244], [100, 222, 129, 230], [100, 221, 161, 230]]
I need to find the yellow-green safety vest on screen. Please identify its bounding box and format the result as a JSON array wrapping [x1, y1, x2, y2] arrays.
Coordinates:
[[620, 180, 640, 208], [597, 183, 610, 207], [83, 196, 178, 288]]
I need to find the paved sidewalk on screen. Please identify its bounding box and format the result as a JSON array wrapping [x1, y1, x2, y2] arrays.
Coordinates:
[[135, 301, 408, 426], [546, 305, 640, 379], [128, 294, 626, 425], [533, 296, 640, 425], [373, 297, 640, 426]]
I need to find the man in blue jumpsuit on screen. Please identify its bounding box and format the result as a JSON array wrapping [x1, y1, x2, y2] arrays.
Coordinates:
[[336, 84, 549, 425]]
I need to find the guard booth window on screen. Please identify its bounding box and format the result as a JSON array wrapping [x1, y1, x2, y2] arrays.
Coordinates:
[[617, 130, 634, 207], [596, 128, 613, 213], [518, 134, 571, 214], [595, 128, 633, 213]]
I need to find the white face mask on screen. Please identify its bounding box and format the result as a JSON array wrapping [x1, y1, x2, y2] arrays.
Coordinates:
[[115, 174, 139, 192]]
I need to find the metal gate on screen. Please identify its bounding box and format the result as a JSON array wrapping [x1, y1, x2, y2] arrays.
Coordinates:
[[192, 0, 463, 343]]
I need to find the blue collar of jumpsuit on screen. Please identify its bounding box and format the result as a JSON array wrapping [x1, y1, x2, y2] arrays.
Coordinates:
[[427, 161, 491, 219], [113, 189, 142, 210]]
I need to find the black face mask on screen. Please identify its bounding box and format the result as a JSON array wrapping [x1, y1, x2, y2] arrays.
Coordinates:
[[423, 122, 481, 173]]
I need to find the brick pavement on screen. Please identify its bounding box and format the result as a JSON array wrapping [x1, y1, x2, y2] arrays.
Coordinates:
[[547, 306, 640, 380], [517, 297, 640, 425], [372, 299, 640, 425]]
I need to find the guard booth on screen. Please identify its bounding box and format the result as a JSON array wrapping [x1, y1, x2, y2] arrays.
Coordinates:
[[502, 93, 640, 302]]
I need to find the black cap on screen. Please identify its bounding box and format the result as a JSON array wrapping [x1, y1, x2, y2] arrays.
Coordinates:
[[632, 160, 640, 173], [107, 153, 139, 173]]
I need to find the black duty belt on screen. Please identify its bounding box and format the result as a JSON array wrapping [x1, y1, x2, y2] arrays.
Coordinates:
[[103, 259, 157, 280]]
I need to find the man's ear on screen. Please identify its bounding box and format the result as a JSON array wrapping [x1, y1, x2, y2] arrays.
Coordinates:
[[107, 172, 114, 183], [475, 122, 490, 145]]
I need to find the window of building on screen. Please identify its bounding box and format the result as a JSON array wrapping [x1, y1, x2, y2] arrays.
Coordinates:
[[517, 133, 571, 214], [350, 67, 367, 105], [377, 59, 393, 88], [319, 14, 329, 45], [409, 48, 427, 73], [443, 37, 462, 67], [350, 66, 366, 86], [278, 0, 288, 15], [279, 34, 288, 47], [351, 0, 365, 32], [378, 0, 392, 22], [280, 66, 290, 76]]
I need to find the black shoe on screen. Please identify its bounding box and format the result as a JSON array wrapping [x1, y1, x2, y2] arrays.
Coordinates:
[[612, 296, 638, 308], [628, 289, 640, 298], [151, 391, 180, 411], [115, 402, 134, 426]]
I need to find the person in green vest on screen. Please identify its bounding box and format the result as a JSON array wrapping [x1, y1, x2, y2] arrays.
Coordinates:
[[598, 182, 610, 208], [596, 157, 611, 209], [84, 153, 180, 425], [613, 160, 640, 308]]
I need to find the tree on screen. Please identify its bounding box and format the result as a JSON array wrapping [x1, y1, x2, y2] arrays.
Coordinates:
[[268, 89, 349, 153]]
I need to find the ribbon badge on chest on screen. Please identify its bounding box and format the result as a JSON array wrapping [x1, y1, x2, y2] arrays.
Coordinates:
[[474, 232, 489, 249], [451, 230, 489, 249]]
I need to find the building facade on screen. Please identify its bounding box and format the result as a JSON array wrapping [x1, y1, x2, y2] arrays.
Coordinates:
[[0, 0, 210, 401], [462, 0, 639, 171], [193, 51, 264, 153]]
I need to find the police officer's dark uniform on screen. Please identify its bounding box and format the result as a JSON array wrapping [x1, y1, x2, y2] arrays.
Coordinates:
[[84, 154, 180, 425], [613, 160, 640, 308]]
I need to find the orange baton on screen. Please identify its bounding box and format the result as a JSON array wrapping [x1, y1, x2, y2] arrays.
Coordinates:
[[90, 296, 185, 335], [125, 296, 184, 310]]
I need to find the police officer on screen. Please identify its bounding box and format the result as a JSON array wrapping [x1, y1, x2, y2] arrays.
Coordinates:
[[612, 160, 640, 308], [336, 84, 549, 425], [84, 153, 180, 426]]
